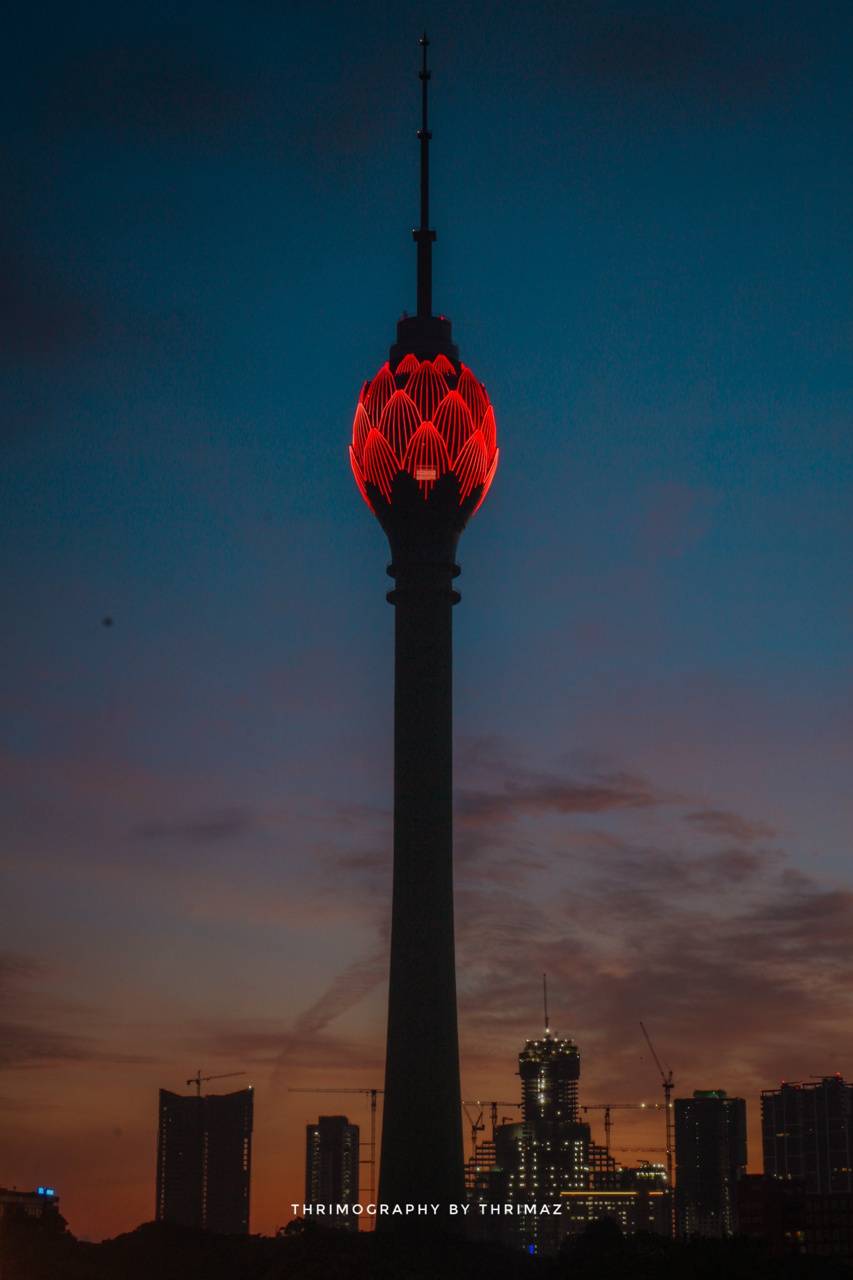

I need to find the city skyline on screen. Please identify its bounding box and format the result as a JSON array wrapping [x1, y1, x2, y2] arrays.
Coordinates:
[[3, 0, 853, 1244]]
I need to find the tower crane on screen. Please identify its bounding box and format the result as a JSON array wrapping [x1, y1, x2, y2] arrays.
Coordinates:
[[639, 1021, 675, 1233], [288, 1087, 383, 1209], [462, 1100, 522, 1143], [580, 1101, 662, 1155], [186, 1070, 246, 1097], [461, 1104, 485, 1160]]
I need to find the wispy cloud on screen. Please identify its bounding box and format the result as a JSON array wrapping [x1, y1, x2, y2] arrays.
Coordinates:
[[307, 741, 853, 1105], [454, 832, 853, 1097], [685, 808, 777, 843], [458, 769, 663, 826], [134, 806, 255, 845], [0, 951, 153, 1070]]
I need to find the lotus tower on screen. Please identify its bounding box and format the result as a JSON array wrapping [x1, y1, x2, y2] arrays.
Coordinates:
[[348, 34, 499, 1216]]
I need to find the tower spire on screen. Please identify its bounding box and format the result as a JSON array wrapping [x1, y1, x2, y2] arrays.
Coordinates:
[[414, 31, 435, 320]]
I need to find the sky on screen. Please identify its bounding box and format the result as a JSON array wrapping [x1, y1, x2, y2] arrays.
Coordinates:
[[2, 0, 852, 1243]]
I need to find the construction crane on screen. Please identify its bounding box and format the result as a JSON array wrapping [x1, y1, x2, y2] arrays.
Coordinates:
[[462, 1104, 485, 1160], [639, 1021, 675, 1232], [186, 1070, 246, 1097], [288, 1087, 383, 1209], [580, 1102, 661, 1154], [462, 1100, 522, 1142]]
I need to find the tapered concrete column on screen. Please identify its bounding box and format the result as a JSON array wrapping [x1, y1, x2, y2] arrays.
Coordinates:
[[378, 554, 464, 1214]]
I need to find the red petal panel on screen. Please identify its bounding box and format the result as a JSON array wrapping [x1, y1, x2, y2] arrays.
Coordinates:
[[365, 363, 395, 422], [480, 404, 497, 459], [453, 429, 488, 502], [349, 446, 374, 513], [352, 403, 372, 459], [472, 447, 499, 514], [405, 360, 449, 422], [378, 390, 421, 458], [456, 365, 489, 424], [433, 391, 474, 463], [432, 353, 455, 376], [394, 353, 420, 375], [363, 428, 400, 502], [402, 421, 451, 497]]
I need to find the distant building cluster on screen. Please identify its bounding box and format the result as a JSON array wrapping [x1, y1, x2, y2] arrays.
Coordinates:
[[465, 1027, 668, 1253], [147, 1061, 853, 1260], [8, 1063, 851, 1261], [459, 1034, 853, 1260]]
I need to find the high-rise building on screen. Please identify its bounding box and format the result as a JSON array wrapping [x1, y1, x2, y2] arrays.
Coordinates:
[[674, 1089, 746, 1237], [761, 1076, 853, 1193], [305, 1115, 360, 1232], [348, 35, 499, 1218], [155, 1087, 252, 1234]]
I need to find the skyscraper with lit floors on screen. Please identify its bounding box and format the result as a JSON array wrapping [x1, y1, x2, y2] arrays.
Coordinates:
[[675, 1089, 746, 1237], [305, 1115, 360, 1233], [156, 1086, 253, 1234]]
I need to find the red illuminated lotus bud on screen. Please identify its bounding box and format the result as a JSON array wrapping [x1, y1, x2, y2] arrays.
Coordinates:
[[349, 356, 499, 520]]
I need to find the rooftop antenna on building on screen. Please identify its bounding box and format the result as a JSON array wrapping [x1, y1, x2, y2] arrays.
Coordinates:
[[543, 972, 550, 1036]]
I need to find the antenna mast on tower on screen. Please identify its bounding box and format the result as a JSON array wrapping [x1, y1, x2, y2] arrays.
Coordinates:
[[414, 31, 435, 319]]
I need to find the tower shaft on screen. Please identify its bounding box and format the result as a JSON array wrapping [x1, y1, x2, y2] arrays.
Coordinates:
[[379, 556, 464, 1213]]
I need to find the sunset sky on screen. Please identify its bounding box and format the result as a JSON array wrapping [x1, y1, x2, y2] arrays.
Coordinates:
[[2, 0, 852, 1242]]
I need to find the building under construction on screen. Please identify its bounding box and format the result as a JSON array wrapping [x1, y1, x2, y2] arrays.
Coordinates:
[[762, 1076, 853, 1194], [466, 1019, 669, 1254]]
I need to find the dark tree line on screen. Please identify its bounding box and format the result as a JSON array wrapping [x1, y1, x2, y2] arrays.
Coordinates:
[[2, 1209, 851, 1280]]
